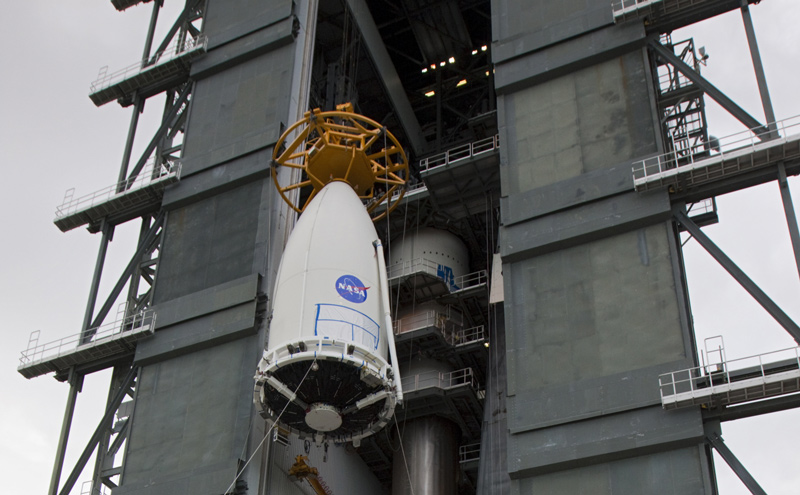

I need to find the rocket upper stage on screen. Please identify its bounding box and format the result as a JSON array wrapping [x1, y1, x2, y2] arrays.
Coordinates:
[[254, 181, 398, 444]]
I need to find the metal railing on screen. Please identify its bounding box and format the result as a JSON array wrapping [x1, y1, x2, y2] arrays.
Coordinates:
[[459, 443, 481, 463], [387, 258, 487, 293], [401, 367, 476, 394], [394, 308, 463, 334], [418, 134, 500, 173], [19, 309, 156, 369], [611, 0, 664, 18], [450, 325, 485, 347], [632, 114, 800, 185], [81, 481, 110, 495], [55, 159, 180, 220], [659, 346, 800, 401], [90, 34, 208, 94]]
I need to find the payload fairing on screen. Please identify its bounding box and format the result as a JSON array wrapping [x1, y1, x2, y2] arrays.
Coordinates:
[[254, 105, 408, 445]]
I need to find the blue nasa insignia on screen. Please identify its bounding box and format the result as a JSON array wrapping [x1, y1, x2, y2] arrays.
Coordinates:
[[336, 275, 369, 303]]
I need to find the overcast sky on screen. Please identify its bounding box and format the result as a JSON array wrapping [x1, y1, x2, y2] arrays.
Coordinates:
[[1, 1, 799, 494]]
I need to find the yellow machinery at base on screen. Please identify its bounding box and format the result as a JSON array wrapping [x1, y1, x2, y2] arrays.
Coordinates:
[[272, 103, 409, 221], [288, 455, 333, 495]]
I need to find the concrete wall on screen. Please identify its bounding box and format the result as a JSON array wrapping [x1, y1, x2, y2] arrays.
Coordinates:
[[493, 0, 712, 492]]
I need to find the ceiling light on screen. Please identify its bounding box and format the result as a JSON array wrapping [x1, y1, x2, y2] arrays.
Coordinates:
[[421, 68, 428, 73], [481, 45, 487, 51], [439, 61, 446, 67], [485, 71, 490, 76], [425, 90, 435, 97], [457, 79, 467, 87], [471, 49, 478, 55], [431, 64, 436, 70], [448, 56, 455, 64]]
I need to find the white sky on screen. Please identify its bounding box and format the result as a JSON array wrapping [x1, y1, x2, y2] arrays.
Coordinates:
[[1, 1, 799, 494]]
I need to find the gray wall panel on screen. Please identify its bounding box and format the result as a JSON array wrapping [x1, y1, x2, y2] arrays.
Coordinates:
[[117, 338, 258, 494], [181, 46, 294, 176], [204, 0, 294, 48], [135, 301, 257, 365], [494, 23, 646, 93], [500, 191, 672, 261], [503, 224, 685, 398], [155, 180, 264, 302], [191, 16, 297, 81], [498, 51, 656, 196], [510, 446, 708, 495], [507, 407, 705, 477], [162, 149, 272, 211], [152, 274, 259, 328], [492, 0, 612, 56]]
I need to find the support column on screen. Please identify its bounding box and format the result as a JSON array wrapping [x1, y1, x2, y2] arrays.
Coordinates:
[[81, 221, 112, 344], [740, 0, 777, 136], [777, 162, 800, 281], [48, 370, 83, 495]]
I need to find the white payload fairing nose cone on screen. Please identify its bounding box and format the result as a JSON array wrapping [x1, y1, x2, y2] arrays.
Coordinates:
[[254, 181, 397, 444]]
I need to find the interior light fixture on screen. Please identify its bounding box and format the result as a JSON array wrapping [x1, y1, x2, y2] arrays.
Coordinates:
[[448, 56, 455, 64], [421, 68, 428, 73], [425, 90, 435, 97], [481, 45, 487, 51], [456, 79, 467, 87]]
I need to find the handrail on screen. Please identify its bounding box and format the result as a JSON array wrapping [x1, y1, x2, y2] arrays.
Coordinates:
[[632, 114, 800, 186], [659, 345, 800, 400], [89, 34, 208, 94], [418, 135, 500, 173], [19, 309, 156, 369], [54, 160, 180, 220], [401, 367, 476, 394], [387, 257, 487, 293], [459, 443, 481, 463], [611, 0, 664, 18]]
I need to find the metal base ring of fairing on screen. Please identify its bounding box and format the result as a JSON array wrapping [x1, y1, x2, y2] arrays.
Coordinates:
[[254, 337, 397, 444]]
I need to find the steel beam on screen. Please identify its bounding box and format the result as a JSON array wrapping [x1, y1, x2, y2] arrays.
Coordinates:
[[81, 221, 112, 344], [778, 162, 800, 283], [345, 0, 426, 156], [48, 371, 83, 495], [58, 366, 137, 495], [740, 0, 777, 136], [675, 209, 800, 344], [650, 40, 770, 139], [706, 431, 767, 495]]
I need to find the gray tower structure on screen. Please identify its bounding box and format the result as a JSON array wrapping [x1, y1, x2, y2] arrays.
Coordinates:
[[18, 0, 800, 494]]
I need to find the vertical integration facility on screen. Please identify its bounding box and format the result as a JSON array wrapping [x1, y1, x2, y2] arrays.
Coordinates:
[[18, 0, 800, 494]]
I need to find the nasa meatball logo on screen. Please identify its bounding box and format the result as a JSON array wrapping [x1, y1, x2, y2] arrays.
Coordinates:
[[336, 275, 369, 303]]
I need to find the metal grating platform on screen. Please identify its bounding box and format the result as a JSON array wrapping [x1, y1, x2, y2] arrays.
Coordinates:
[[613, 0, 760, 32], [374, 136, 500, 217], [633, 115, 800, 193], [400, 367, 484, 439], [659, 346, 800, 410], [54, 161, 180, 232], [89, 35, 207, 107], [388, 258, 487, 303], [18, 310, 156, 379]]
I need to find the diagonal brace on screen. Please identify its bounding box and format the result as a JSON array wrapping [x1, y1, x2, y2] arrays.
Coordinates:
[[650, 40, 770, 140], [126, 84, 191, 186], [82, 212, 165, 343], [706, 431, 767, 495], [675, 209, 800, 344], [58, 366, 138, 495]]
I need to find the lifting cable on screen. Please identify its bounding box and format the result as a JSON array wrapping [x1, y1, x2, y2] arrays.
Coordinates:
[[223, 358, 319, 494]]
